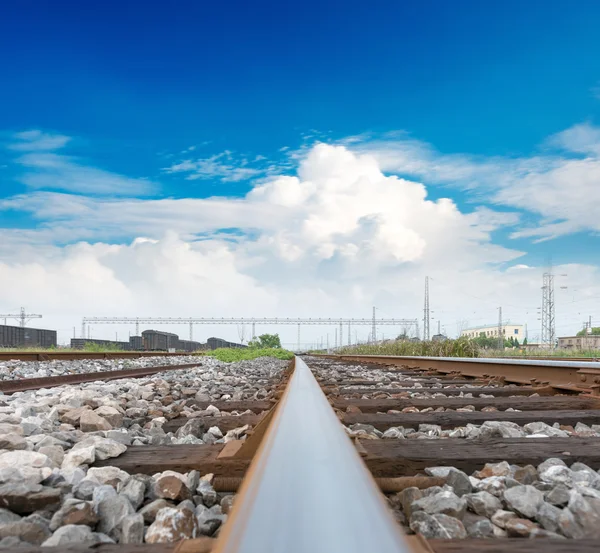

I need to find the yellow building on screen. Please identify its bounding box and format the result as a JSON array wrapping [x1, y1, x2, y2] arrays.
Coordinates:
[[461, 323, 524, 340]]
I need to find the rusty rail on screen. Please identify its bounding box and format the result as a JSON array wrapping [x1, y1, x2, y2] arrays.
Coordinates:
[[320, 354, 600, 394], [0, 362, 204, 394]]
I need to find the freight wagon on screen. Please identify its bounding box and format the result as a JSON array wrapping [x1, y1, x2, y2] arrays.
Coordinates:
[[70, 338, 131, 350], [206, 337, 247, 350], [142, 330, 180, 351], [178, 339, 205, 352], [0, 324, 57, 348]]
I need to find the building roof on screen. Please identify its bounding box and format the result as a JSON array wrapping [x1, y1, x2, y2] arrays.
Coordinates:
[[462, 322, 523, 331]]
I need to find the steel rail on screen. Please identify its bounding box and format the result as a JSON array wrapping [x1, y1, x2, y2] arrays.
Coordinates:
[[325, 354, 600, 393], [0, 362, 204, 394], [212, 356, 412, 553]]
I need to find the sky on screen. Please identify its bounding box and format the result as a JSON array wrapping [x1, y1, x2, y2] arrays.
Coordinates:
[[1, 0, 600, 347]]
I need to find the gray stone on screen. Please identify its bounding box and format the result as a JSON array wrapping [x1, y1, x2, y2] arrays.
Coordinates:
[[446, 469, 472, 497], [397, 487, 422, 518], [221, 494, 235, 514], [0, 451, 51, 470], [537, 458, 567, 474], [505, 517, 541, 537], [95, 492, 134, 540], [491, 509, 518, 529], [474, 461, 511, 478], [145, 507, 199, 543], [464, 491, 501, 518], [73, 479, 99, 501], [513, 465, 538, 485], [121, 513, 144, 544], [61, 446, 95, 470], [0, 509, 20, 525], [42, 524, 106, 546], [37, 446, 64, 467], [0, 435, 27, 451], [411, 490, 466, 519], [536, 501, 561, 533], [558, 490, 600, 538], [462, 513, 495, 538], [176, 419, 205, 439], [0, 521, 51, 545], [409, 511, 467, 539], [524, 422, 569, 437], [197, 479, 217, 507], [503, 485, 544, 518], [49, 500, 97, 530], [139, 499, 171, 524], [545, 484, 571, 506], [120, 477, 146, 510], [71, 437, 126, 461], [0, 536, 27, 548], [474, 476, 507, 497], [424, 467, 454, 478], [0, 483, 61, 514], [86, 467, 130, 489], [539, 464, 573, 487]]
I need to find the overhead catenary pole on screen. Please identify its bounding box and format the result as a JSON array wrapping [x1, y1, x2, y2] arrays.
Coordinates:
[[339, 319, 343, 348], [498, 307, 503, 350], [348, 322, 351, 346], [0, 307, 42, 329], [424, 277, 430, 341], [372, 307, 377, 343], [541, 267, 555, 348], [297, 324, 301, 351]]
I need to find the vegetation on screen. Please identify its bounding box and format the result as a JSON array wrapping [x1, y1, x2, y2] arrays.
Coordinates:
[[248, 333, 282, 349], [336, 336, 480, 357], [205, 347, 294, 363], [577, 327, 600, 336], [471, 332, 519, 349], [80, 342, 124, 352]]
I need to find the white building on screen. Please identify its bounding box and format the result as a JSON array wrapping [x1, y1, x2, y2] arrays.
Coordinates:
[[461, 323, 524, 341]]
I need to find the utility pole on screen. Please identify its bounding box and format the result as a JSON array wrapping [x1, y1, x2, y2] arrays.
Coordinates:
[[189, 320, 193, 341], [541, 268, 555, 348], [415, 319, 420, 341], [339, 319, 343, 348], [252, 322, 256, 339], [498, 307, 503, 350], [335, 328, 338, 349], [0, 307, 42, 328], [135, 318, 140, 337], [437, 320, 441, 335], [423, 277, 430, 341], [372, 306, 376, 343]]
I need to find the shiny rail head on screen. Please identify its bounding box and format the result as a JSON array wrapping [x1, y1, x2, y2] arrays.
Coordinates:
[[213, 356, 411, 553]]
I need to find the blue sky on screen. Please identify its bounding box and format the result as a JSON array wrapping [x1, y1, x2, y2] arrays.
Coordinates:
[[1, 1, 600, 344]]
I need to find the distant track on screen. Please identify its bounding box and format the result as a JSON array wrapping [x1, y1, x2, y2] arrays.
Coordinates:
[[0, 351, 194, 362], [0, 362, 203, 394]]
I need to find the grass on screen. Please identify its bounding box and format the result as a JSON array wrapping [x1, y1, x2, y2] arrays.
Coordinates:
[[335, 337, 480, 357], [204, 347, 295, 363], [481, 348, 600, 358]]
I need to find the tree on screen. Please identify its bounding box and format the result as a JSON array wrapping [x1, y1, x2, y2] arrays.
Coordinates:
[[514, 337, 520, 347], [577, 327, 600, 336], [523, 337, 528, 345], [248, 333, 282, 349]]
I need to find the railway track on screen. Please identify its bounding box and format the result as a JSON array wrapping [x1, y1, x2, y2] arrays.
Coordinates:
[[0, 351, 193, 362], [3, 354, 600, 551]]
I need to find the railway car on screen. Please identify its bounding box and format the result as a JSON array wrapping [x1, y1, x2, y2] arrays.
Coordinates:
[[142, 330, 180, 351], [0, 324, 57, 348], [129, 336, 143, 351], [206, 337, 247, 350], [70, 338, 131, 350], [177, 339, 204, 352]]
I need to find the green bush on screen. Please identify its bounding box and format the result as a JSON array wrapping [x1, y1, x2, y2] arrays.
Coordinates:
[[205, 347, 294, 363]]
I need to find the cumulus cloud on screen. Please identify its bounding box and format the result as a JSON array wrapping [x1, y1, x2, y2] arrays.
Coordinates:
[[2, 139, 599, 345], [351, 123, 600, 240]]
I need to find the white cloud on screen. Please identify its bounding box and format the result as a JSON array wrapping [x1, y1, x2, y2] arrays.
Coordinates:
[[9, 130, 71, 151], [165, 151, 263, 182], [350, 123, 600, 240], [2, 140, 600, 346]]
